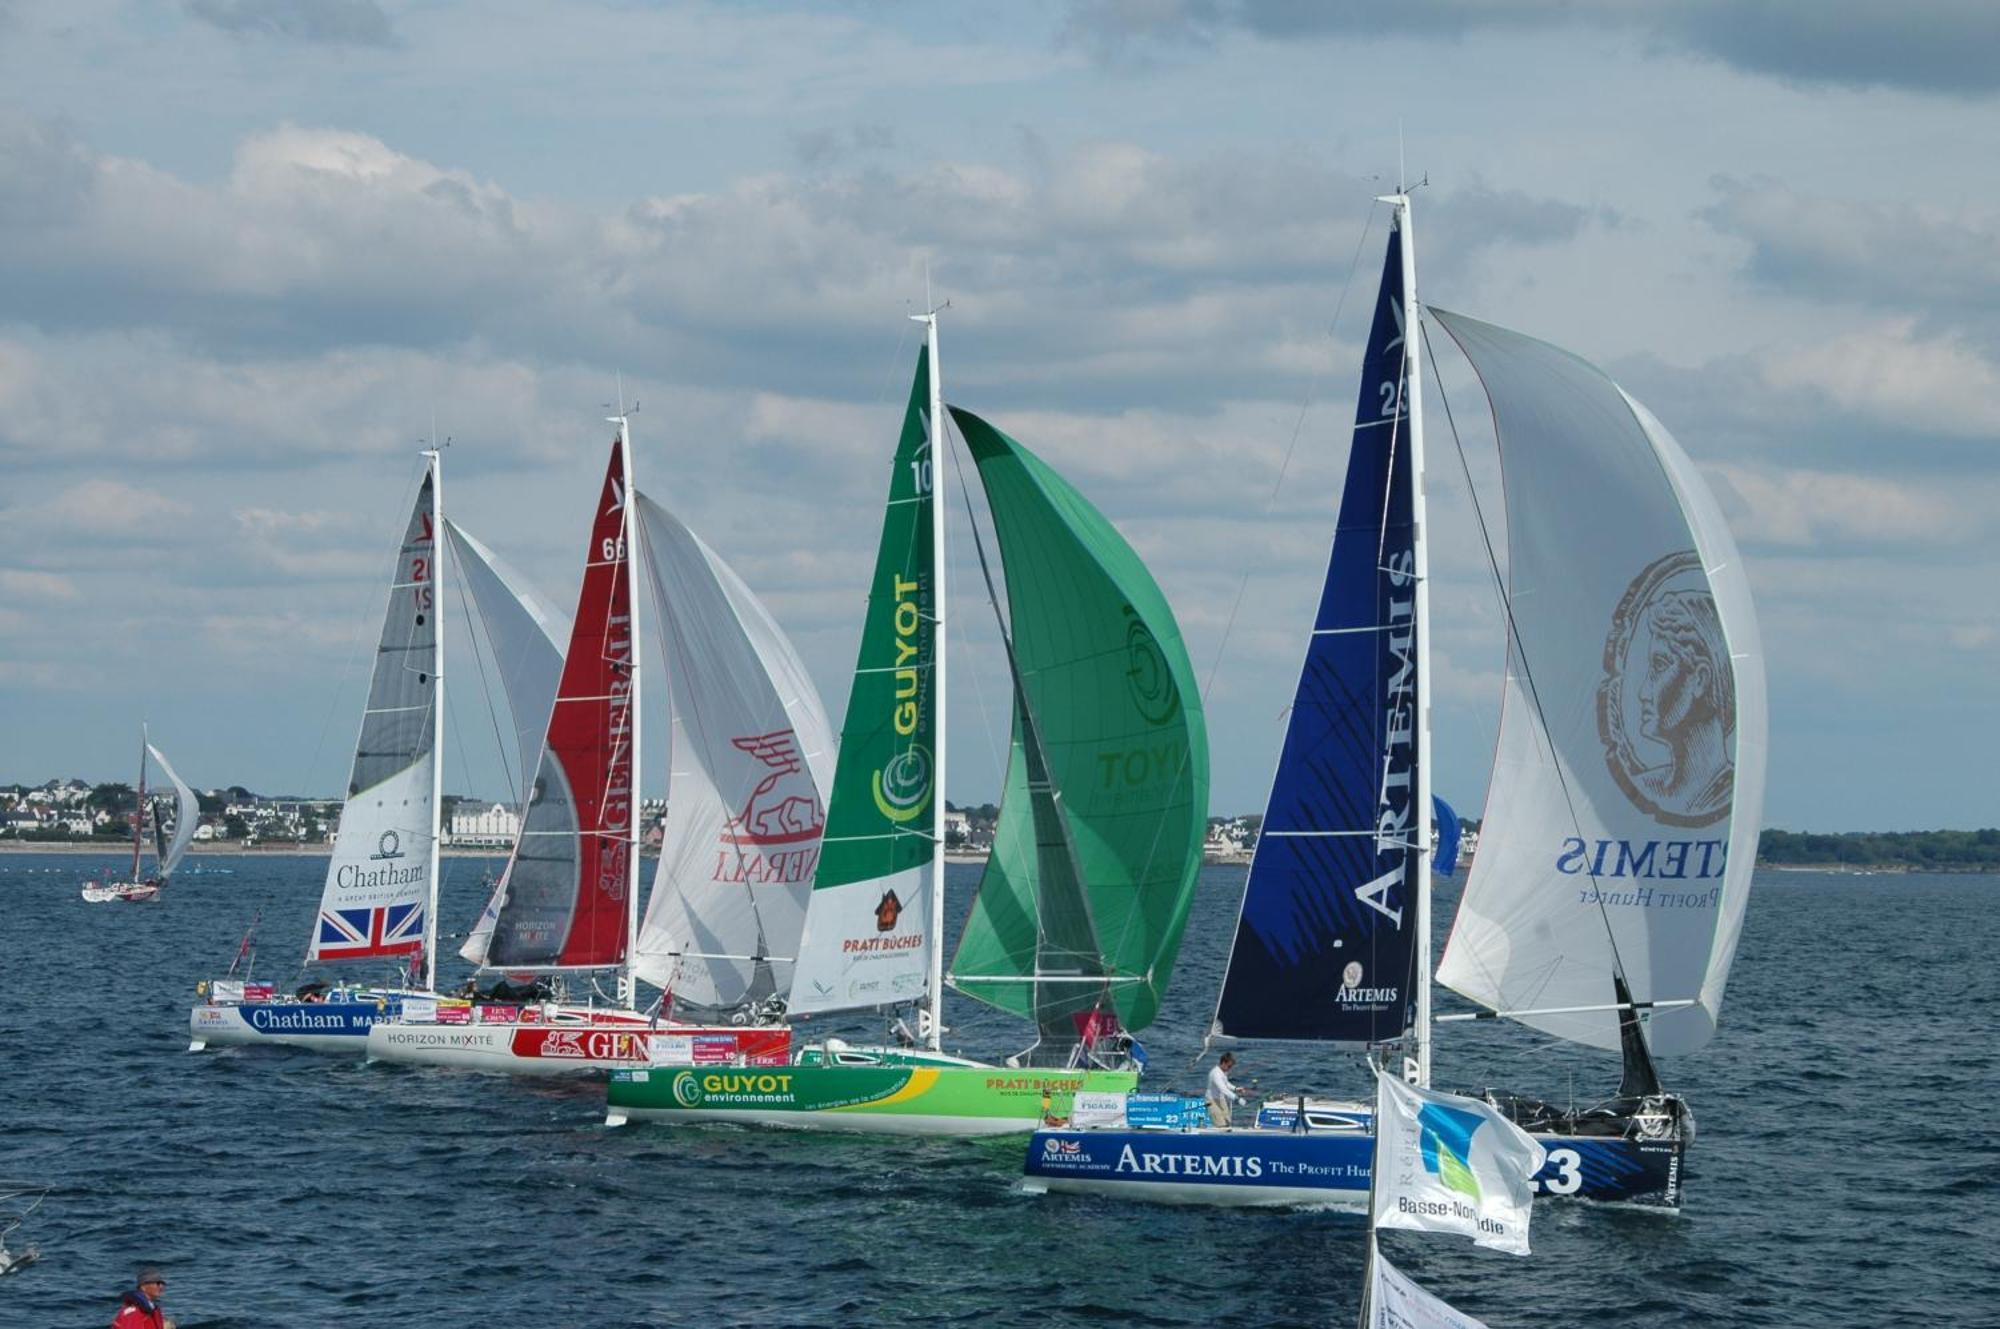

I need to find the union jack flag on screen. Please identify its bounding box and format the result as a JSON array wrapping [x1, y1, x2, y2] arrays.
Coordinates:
[[316, 903, 424, 958]]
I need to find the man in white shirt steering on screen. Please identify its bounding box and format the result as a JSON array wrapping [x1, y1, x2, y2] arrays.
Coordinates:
[[1206, 1051, 1244, 1127]]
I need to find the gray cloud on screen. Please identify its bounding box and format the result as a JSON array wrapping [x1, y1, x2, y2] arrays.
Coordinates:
[[1704, 176, 2000, 326], [0, 115, 1605, 427], [1064, 0, 2000, 96], [0, 111, 91, 229], [185, 0, 396, 47]]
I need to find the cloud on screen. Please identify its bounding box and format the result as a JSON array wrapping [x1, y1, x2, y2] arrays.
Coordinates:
[[8, 478, 192, 538], [1758, 319, 2000, 443], [0, 113, 1603, 430], [185, 0, 396, 48], [0, 569, 78, 601], [1704, 177, 2000, 319], [1708, 462, 1984, 549], [1062, 0, 2000, 96]]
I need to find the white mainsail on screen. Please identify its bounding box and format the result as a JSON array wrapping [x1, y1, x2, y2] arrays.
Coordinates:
[[630, 492, 833, 1009], [1429, 309, 1766, 1056], [443, 519, 571, 967], [310, 467, 440, 963], [145, 743, 200, 881]]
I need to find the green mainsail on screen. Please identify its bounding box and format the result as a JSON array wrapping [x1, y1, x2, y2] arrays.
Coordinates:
[[787, 349, 938, 1015], [948, 407, 1209, 1035]]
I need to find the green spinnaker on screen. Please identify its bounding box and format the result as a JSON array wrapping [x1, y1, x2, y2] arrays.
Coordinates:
[[947, 406, 1209, 1034]]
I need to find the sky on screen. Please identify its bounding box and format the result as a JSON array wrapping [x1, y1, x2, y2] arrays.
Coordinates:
[[1, 0, 1994, 832]]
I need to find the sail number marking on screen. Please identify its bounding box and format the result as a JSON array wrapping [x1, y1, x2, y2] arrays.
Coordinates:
[[1535, 1148, 1583, 1195]]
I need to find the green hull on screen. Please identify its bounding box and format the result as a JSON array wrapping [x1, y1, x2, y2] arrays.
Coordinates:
[[606, 1063, 1139, 1137]]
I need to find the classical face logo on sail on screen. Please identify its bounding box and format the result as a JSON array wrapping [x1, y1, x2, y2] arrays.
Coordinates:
[[1598, 551, 1735, 828]]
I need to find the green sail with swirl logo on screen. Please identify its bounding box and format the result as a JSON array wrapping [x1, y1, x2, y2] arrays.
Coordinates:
[[947, 407, 1209, 1035], [786, 349, 939, 1016]]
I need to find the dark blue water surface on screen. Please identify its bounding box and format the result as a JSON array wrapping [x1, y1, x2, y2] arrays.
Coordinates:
[[2, 854, 1995, 1327]]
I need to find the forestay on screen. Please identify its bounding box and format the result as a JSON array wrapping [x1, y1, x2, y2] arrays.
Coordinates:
[[788, 349, 939, 1016], [485, 438, 638, 970], [1430, 309, 1767, 1055], [310, 468, 439, 962], [630, 492, 833, 1010], [948, 407, 1208, 1036], [1214, 221, 1422, 1045]]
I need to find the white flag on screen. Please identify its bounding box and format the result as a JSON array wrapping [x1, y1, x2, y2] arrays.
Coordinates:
[[1371, 1071, 1547, 1256], [1369, 1250, 1491, 1329]]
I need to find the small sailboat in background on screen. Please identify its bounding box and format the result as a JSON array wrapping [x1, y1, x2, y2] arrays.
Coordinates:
[[1025, 189, 1764, 1209], [81, 727, 198, 903], [191, 451, 566, 1052], [608, 309, 1210, 1134], [365, 415, 815, 1075]]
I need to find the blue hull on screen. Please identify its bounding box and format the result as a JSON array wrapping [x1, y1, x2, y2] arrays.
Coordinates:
[[1023, 1127, 1683, 1211]]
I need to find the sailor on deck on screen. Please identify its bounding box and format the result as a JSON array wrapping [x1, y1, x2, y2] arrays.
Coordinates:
[[1206, 1052, 1244, 1128], [111, 1267, 171, 1329]]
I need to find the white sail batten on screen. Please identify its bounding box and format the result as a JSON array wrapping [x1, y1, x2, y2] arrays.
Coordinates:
[[629, 492, 833, 1009], [145, 743, 201, 880], [1430, 309, 1764, 1056], [310, 469, 440, 963]]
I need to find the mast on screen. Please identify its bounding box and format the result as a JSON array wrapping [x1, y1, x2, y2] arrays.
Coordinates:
[[424, 449, 444, 994], [914, 303, 947, 1051], [1385, 190, 1436, 1089], [132, 723, 148, 882], [615, 410, 641, 1011]]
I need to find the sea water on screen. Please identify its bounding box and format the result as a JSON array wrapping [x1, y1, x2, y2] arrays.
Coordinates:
[[2, 855, 1994, 1326]]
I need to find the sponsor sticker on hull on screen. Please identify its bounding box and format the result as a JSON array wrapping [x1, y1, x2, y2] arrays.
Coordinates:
[[1026, 1131, 1374, 1190], [1024, 1129, 1681, 1207]]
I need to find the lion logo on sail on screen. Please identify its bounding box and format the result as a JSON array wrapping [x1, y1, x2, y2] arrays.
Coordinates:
[[1598, 551, 1735, 828], [720, 730, 824, 847]]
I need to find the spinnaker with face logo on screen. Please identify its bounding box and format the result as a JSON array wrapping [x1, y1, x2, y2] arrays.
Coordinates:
[[363, 420, 828, 1075], [608, 309, 1210, 1135], [1024, 192, 1764, 1210]]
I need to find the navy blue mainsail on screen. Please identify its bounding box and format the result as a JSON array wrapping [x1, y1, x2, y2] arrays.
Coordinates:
[[1214, 225, 1420, 1043]]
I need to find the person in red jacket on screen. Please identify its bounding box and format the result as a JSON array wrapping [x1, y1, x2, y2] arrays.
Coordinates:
[[111, 1267, 169, 1329]]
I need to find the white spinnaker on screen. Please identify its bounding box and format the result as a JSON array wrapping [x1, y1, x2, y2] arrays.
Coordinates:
[[311, 474, 439, 962], [443, 521, 570, 967], [444, 520, 573, 795], [146, 744, 200, 880], [1623, 389, 1768, 1031], [1430, 309, 1764, 1055], [630, 492, 833, 1008]]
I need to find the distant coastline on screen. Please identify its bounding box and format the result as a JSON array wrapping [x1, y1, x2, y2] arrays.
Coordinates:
[[5, 835, 1994, 875]]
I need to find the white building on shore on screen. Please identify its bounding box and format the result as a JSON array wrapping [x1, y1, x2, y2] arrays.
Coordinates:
[[450, 802, 521, 847]]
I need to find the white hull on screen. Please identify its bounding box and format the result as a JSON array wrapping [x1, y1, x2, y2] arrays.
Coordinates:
[[366, 1022, 632, 1075], [81, 881, 161, 903], [369, 1011, 795, 1078]]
